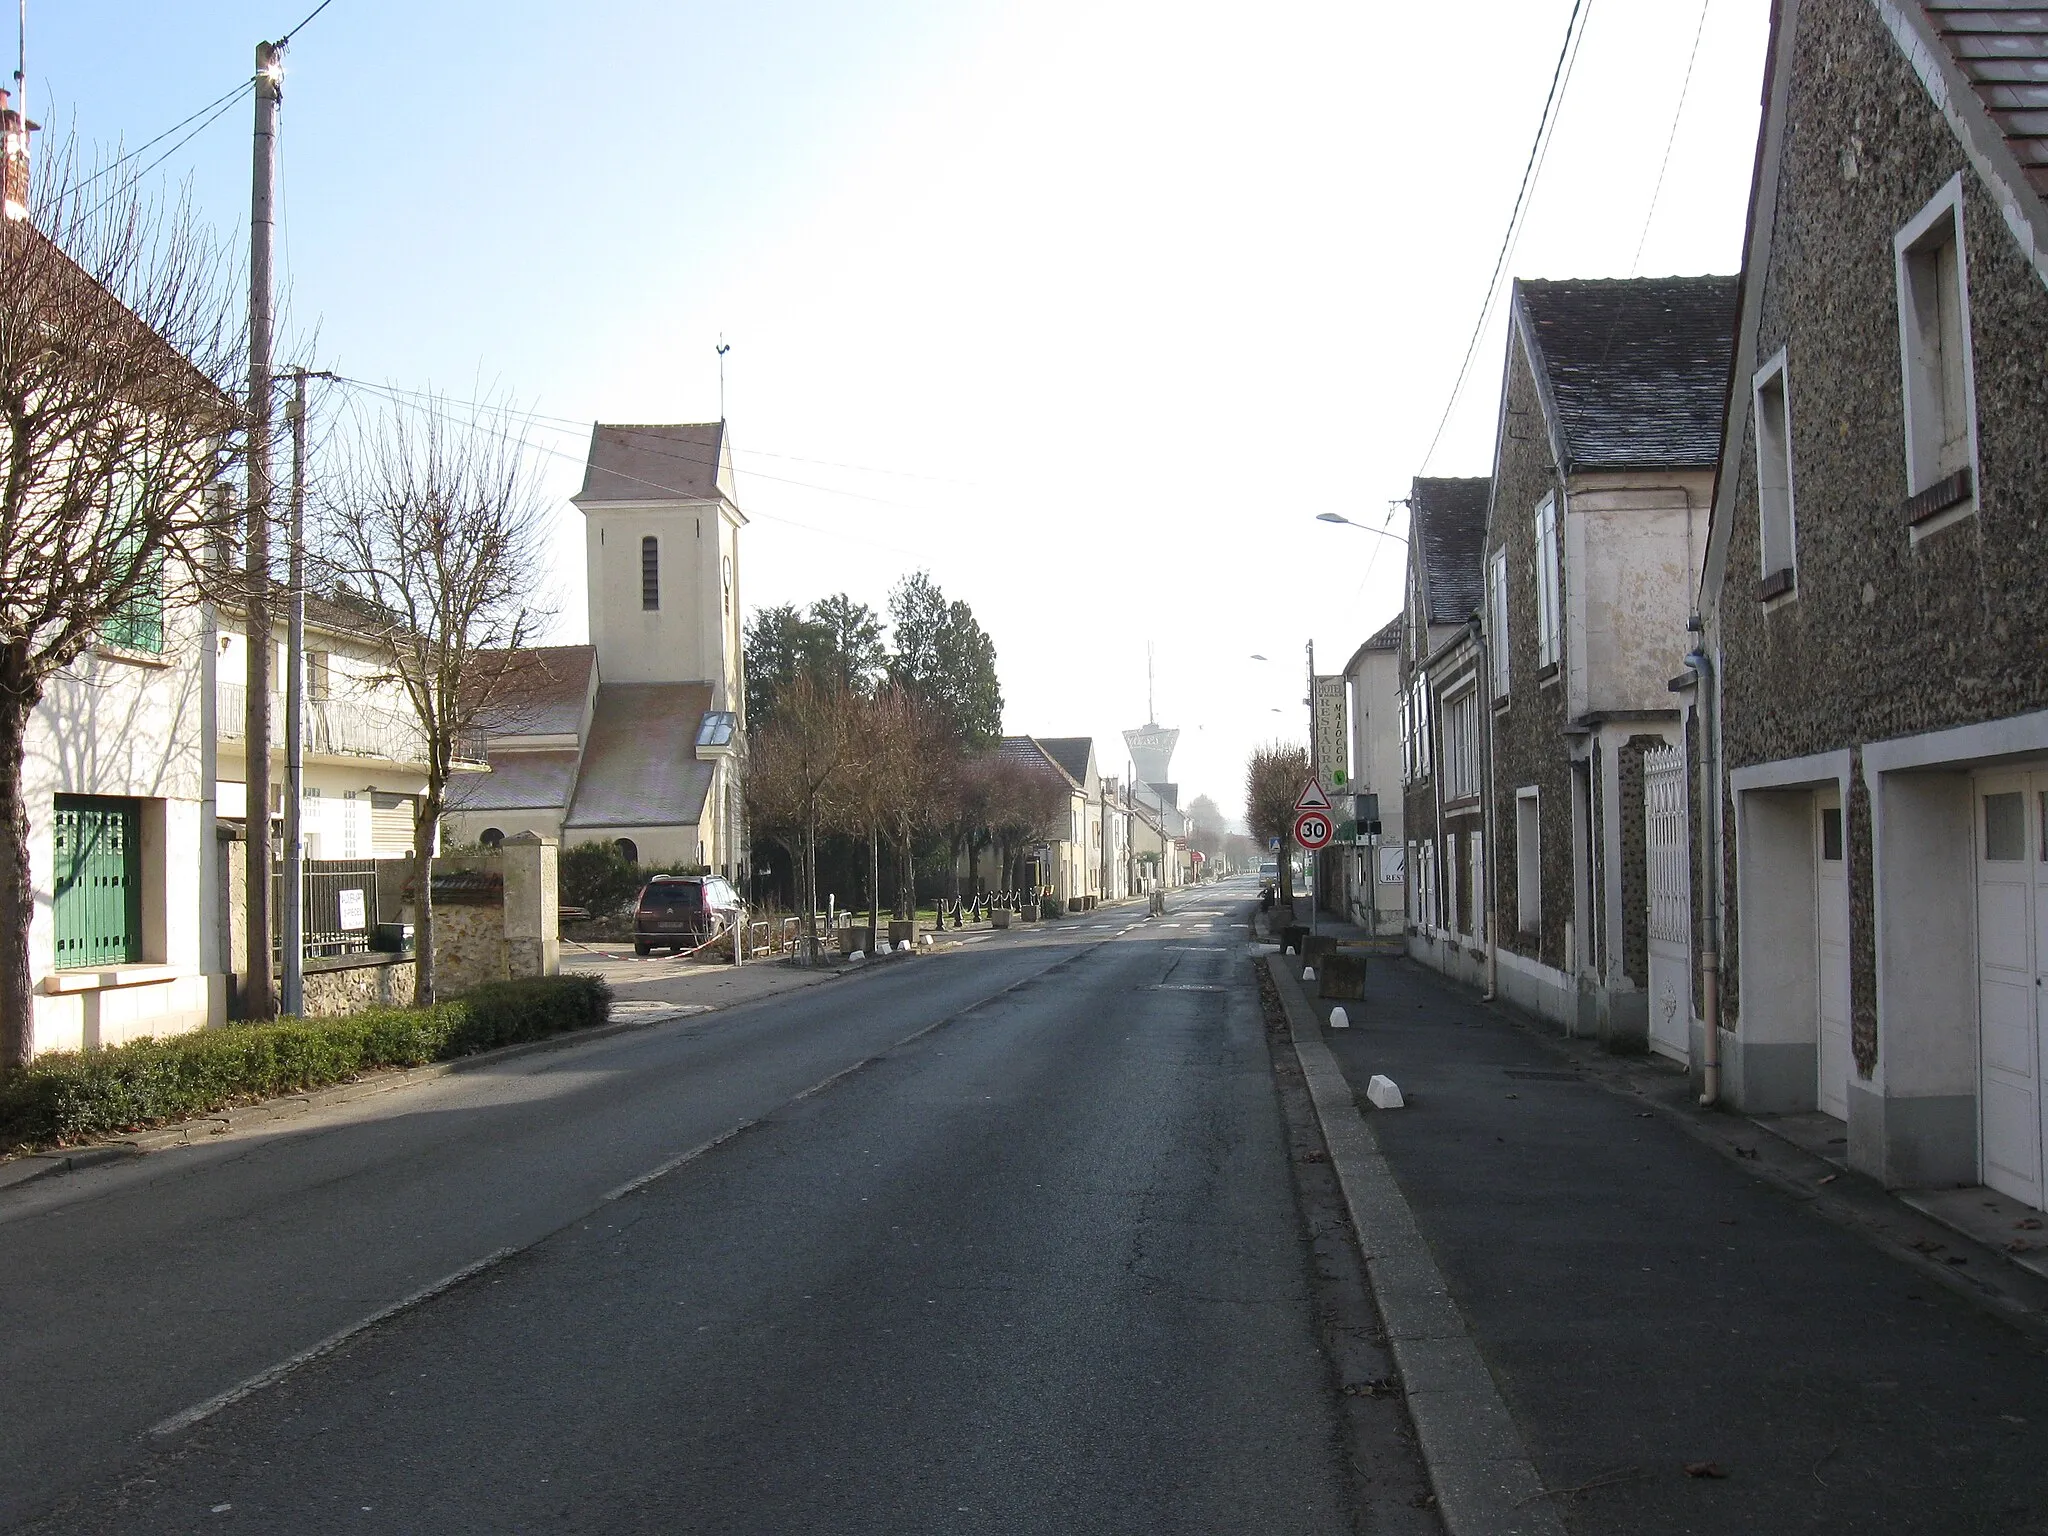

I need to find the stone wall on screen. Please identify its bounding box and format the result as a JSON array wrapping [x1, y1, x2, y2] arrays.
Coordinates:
[[1711, 0, 2048, 1051], [301, 955, 416, 1016]]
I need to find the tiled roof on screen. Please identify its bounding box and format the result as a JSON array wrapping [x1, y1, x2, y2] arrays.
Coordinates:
[[1922, 2, 2048, 196], [574, 423, 727, 503], [445, 749, 581, 813], [1515, 276, 1738, 472], [997, 735, 1078, 789], [1036, 737, 1095, 787], [472, 645, 596, 737], [1412, 476, 1491, 625], [564, 682, 715, 829]]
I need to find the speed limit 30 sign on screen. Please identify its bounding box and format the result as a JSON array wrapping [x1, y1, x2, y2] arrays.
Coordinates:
[[1293, 809, 1334, 850]]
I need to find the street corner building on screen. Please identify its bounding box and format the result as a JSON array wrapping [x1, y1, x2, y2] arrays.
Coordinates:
[[1686, 0, 2048, 1206], [439, 423, 748, 878]]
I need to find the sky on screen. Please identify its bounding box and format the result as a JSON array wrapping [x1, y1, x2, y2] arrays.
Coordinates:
[[20, 0, 1770, 823]]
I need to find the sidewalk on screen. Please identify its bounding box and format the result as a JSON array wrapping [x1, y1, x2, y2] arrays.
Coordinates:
[[1296, 953, 2048, 1534]]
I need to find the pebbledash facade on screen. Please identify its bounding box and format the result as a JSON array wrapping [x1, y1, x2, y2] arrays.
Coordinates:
[[1688, 0, 2048, 1207]]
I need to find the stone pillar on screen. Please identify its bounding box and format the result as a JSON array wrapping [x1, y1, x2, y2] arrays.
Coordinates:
[[501, 831, 559, 980]]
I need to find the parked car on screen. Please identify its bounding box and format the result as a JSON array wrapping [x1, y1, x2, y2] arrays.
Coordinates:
[[634, 875, 744, 956], [1257, 860, 1278, 894]]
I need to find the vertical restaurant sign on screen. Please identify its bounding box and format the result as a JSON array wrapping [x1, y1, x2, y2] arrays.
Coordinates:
[[1312, 675, 1348, 784]]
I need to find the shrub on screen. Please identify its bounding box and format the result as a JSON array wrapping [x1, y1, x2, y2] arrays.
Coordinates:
[[1039, 893, 1063, 920], [0, 974, 612, 1152], [558, 841, 710, 917]]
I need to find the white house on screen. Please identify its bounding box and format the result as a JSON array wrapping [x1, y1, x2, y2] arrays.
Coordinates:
[[1342, 615, 1405, 934]]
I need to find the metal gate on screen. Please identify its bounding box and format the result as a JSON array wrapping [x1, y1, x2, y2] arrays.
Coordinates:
[[1644, 746, 1692, 1064]]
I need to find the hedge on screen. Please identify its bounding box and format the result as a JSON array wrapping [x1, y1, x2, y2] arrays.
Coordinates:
[[0, 973, 612, 1152]]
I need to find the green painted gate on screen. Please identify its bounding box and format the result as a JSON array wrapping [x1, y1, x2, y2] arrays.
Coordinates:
[[52, 795, 141, 969]]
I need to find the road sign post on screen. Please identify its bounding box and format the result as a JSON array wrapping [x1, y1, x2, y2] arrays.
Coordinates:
[[1294, 778, 1333, 935]]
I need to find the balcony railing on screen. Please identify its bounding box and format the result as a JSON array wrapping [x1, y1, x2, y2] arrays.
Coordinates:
[[218, 683, 452, 766]]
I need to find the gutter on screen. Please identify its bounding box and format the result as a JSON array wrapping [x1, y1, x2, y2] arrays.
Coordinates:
[[1681, 619, 1723, 1107]]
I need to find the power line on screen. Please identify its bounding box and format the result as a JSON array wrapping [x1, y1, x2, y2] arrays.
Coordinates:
[[70, 80, 253, 193], [1416, 0, 1592, 475], [73, 80, 253, 226], [1631, 0, 1711, 277], [278, 0, 340, 44], [322, 376, 934, 559]]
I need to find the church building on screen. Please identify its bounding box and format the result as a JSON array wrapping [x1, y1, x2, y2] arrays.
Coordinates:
[[440, 423, 747, 874]]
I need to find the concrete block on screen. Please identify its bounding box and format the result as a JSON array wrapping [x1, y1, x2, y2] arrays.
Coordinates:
[[1367, 1074, 1405, 1109], [1318, 952, 1367, 1000]]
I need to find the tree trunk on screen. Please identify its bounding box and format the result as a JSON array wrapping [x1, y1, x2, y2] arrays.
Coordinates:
[[896, 831, 915, 922], [802, 806, 819, 965], [868, 827, 880, 932], [0, 666, 38, 1069], [412, 781, 441, 1005]]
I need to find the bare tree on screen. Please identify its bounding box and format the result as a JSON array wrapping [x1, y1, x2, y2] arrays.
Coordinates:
[[316, 395, 551, 1004], [985, 753, 1068, 898], [743, 672, 861, 964], [1245, 741, 1309, 907], [868, 688, 950, 925], [0, 129, 245, 1065]]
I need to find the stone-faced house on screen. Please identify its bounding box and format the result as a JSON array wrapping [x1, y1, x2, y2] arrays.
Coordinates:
[[1480, 276, 1735, 1046], [1693, 0, 2048, 1206], [440, 424, 746, 875], [1398, 476, 1490, 970]]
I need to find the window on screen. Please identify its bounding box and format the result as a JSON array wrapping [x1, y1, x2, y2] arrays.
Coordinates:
[[1515, 788, 1541, 934], [1533, 494, 1561, 671], [1753, 350, 1796, 599], [99, 481, 164, 654], [52, 795, 141, 968], [1442, 684, 1481, 802], [615, 837, 640, 863], [1895, 175, 1977, 532], [723, 555, 733, 617], [480, 827, 505, 850], [1487, 549, 1509, 700], [307, 651, 331, 702], [641, 536, 660, 610], [1985, 792, 2024, 862], [1820, 806, 1843, 863]]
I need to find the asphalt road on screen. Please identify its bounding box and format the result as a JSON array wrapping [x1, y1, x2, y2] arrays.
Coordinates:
[[5, 886, 1388, 1534]]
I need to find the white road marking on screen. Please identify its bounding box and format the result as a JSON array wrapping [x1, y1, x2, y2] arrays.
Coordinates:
[[149, 1247, 518, 1437]]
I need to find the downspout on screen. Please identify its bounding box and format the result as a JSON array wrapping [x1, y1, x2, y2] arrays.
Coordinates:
[[1685, 617, 1721, 1107], [1476, 617, 1498, 1000]]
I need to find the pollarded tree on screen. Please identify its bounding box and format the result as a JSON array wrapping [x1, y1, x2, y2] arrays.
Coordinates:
[[316, 394, 552, 1004], [0, 134, 245, 1066], [743, 672, 863, 963], [1245, 742, 1309, 906]]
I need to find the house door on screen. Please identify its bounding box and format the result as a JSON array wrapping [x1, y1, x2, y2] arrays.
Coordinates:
[[1815, 789, 1852, 1121], [1643, 746, 1691, 1064], [1977, 771, 2048, 1207]]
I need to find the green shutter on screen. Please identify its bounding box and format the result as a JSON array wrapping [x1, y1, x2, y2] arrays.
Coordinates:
[[52, 796, 142, 968]]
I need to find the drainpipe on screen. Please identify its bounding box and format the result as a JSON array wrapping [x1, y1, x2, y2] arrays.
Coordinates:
[[1476, 617, 1499, 1000], [1685, 619, 1721, 1107]]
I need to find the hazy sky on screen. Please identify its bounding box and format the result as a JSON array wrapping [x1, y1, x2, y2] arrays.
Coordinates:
[[23, 0, 1769, 820]]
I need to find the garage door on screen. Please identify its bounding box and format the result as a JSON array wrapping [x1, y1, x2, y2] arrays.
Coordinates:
[[1977, 771, 2048, 1208]]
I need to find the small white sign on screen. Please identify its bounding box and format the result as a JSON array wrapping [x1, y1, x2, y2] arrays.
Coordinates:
[[337, 888, 368, 932]]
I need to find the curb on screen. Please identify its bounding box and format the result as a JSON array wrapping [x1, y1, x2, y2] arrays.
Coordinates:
[[1266, 953, 1564, 1536]]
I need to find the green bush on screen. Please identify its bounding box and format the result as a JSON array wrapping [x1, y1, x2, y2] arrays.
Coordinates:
[[0, 974, 612, 1151], [558, 841, 709, 917], [1039, 893, 1063, 920]]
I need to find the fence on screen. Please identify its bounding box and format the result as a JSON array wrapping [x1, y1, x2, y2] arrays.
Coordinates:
[[272, 859, 379, 960]]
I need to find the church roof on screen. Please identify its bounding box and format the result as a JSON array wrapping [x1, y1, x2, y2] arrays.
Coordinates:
[[444, 749, 582, 814], [564, 682, 716, 829], [574, 423, 728, 504], [471, 645, 597, 737]]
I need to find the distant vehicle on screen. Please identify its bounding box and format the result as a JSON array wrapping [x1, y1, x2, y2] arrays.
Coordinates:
[[634, 875, 744, 956], [1257, 860, 1279, 894]]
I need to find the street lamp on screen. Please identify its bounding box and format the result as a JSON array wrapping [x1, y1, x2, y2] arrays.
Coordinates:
[[1316, 512, 1408, 543]]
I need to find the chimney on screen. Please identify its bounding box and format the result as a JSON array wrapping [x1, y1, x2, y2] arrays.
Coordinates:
[[1, 88, 33, 222]]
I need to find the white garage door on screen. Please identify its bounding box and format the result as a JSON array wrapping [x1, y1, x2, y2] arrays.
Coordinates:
[[1977, 771, 2048, 1208]]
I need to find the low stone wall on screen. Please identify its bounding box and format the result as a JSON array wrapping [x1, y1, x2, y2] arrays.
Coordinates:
[[433, 900, 508, 996], [301, 954, 417, 1017]]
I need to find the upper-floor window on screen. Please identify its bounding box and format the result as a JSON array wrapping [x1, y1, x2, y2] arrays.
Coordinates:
[[723, 555, 733, 617], [1486, 548, 1509, 701], [1533, 493, 1561, 671], [1895, 174, 1977, 534], [1442, 683, 1481, 802], [1753, 349, 1797, 600], [641, 536, 660, 610]]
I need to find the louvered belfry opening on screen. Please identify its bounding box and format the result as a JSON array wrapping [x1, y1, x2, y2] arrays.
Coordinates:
[[641, 536, 659, 610]]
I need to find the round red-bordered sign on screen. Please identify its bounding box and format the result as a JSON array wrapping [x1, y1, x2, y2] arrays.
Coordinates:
[[1294, 809, 1333, 850]]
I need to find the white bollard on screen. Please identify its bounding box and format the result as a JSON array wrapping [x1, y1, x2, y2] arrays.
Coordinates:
[[897, 940, 912, 954], [847, 951, 866, 964], [1329, 1006, 1349, 1029], [1301, 966, 1316, 981], [1284, 945, 1295, 956], [1367, 1074, 1405, 1109], [921, 934, 933, 948]]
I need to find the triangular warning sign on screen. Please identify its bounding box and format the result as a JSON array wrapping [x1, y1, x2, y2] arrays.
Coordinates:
[[1295, 777, 1332, 814]]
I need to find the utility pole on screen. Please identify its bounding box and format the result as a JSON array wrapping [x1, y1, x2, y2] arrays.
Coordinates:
[[280, 371, 308, 1017], [244, 40, 282, 1020]]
